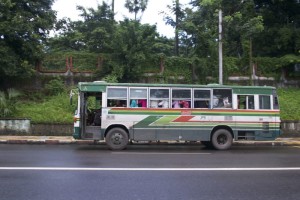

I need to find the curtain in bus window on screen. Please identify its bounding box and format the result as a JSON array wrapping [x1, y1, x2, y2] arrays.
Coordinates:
[[259, 95, 271, 109], [213, 89, 232, 108]]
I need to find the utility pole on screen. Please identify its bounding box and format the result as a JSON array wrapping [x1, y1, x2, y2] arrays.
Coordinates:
[[249, 37, 253, 85], [218, 9, 223, 85], [175, 0, 179, 56]]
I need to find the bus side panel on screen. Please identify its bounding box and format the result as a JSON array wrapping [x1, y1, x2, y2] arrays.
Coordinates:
[[234, 110, 281, 141], [132, 114, 212, 141]]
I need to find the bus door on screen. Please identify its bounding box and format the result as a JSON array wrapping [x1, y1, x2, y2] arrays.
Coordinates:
[[81, 92, 102, 140]]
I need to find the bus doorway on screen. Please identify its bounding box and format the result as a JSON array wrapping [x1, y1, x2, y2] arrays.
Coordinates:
[[81, 92, 103, 139]]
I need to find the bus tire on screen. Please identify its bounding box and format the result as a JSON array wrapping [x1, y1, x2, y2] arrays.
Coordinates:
[[211, 129, 233, 150], [106, 128, 129, 150]]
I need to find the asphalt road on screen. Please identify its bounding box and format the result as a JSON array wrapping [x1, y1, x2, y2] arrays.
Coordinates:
[[0, 144, 300, 200]]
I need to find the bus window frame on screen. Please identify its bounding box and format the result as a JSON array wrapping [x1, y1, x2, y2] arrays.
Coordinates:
[[212, 88, 233, 109], [237, 94, 255, 110], [259, 95, 271, 110], [171, 88, 192, 108], [193, 88, 211, 109], [107, 87, 128, 107], [149, 87, 170, 108], [129, 87, 148, 108]]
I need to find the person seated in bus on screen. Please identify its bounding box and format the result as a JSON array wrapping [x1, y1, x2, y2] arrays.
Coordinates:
[[213, 95, 219, 108], [130, 99, 138, 107], [179, 100, 190, 108], [92, 108, 102, 126], [150, 100, 158, 108], [222, 97, 231, 108], [158, 99, 169, 108], [116, 100, 126, 107], [194, 100, 209, 108], [172, 100, 180, 108], [138, 99, 147, 107]]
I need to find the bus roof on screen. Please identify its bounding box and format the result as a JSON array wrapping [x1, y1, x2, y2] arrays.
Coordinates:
[[78, 81, 276, 94]]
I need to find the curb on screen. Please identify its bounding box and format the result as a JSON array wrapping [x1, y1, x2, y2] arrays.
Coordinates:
[[0, 138, 300, 147]]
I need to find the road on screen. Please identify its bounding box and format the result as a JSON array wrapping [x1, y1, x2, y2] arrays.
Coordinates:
[[0, 144, 300, 200]]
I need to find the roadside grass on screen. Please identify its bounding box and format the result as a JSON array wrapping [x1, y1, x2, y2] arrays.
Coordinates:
[[15, 93, 77, 124], [12, 87, 300, 123], [278, 88, 300, 121]]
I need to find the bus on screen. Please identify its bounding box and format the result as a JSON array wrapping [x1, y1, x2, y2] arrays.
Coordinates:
[[72, 81, 281, 150]]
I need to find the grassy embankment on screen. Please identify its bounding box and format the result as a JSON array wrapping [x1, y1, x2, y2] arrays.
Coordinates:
[[15, 88, 300, 123]]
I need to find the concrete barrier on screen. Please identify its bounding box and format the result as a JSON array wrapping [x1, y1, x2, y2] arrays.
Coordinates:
[[0, 119, 31, 134], [282, 121, 300, 131], [31, 123, 73, 136]]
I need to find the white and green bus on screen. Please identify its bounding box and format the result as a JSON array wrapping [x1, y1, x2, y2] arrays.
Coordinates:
[[73, 81, 281, 150]]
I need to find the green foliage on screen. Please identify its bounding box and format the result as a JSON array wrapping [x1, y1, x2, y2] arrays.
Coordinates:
[[45, 78, 65, 95], [278, 88, 300, 121], [15, 93, 76, 124], [0, 0, 56, 82], [0, 88, 21, 117], [125, 0, 149, 20]]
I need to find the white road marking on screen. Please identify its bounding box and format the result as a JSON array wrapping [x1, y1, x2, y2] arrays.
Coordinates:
[[0, 167, 300, 171], [111, 152, 211, 155]]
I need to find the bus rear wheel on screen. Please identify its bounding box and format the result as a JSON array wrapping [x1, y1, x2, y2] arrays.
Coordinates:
[[211, 129, 233, 150], [106, 128, 129, 150]]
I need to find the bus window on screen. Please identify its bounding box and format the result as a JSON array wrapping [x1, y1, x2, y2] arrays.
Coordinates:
[[172, 89, 191, 108], [107, 88, 127, 107], [213, 89, 232, 108], [273, 89, 279, 109], [259, 95, 271, 109], [238, 95, 254, 109], [130, 88, 147, 108], [194, 89, 210, 108], [150, 88, 169, 108]]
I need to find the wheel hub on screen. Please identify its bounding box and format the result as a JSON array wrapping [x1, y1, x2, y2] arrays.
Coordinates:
[[111, 133, 123, 144]]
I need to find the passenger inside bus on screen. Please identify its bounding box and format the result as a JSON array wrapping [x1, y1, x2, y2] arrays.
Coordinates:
[[130, 99, 138, 107], [107, 100, 126, 107], [172, 100, 180, 108], [138, 99, 147, 107], [158, 100, 169, 108], [92, 108, 102, 126], [180, 100, 190, 108]]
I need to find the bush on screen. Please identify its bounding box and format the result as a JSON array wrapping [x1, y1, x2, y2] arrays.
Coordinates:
[[278, 88, 300, 120], [45, 77, 65, 95]]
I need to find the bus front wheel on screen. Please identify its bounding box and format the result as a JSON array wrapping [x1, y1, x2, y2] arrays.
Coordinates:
[[106, 128, 129, 150], [211, 129, 233, 150]]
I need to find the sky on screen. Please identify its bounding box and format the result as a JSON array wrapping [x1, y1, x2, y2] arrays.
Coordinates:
[[52, 0, 191, 38]]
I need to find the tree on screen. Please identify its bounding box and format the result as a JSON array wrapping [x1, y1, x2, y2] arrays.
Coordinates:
[[49, 2, 115, 53], [164, 0, 186, 56], [106, 19, 161, 82], [253, 0, 300, 56], [0, 0, 56, 87], [124, 0, 149, 21], [0, 88, 21, 117]]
